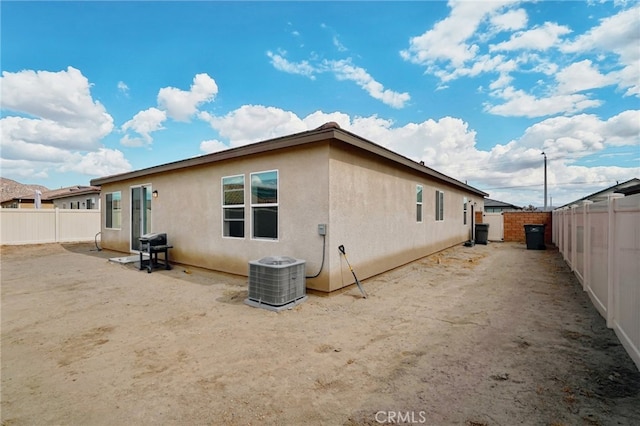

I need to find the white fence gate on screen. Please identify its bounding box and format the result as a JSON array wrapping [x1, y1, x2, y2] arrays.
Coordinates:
[[553, 194, 640, 371], [0, 209, 101, 245], [481, 212, 504, 241]]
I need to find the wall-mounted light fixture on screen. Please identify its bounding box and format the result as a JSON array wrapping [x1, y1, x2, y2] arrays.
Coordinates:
[[152, 190, 159, 198]]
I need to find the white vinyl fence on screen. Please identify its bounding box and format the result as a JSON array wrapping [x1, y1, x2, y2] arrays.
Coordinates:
[[553, 194, 640, 371], [0, 208, 101, 245]]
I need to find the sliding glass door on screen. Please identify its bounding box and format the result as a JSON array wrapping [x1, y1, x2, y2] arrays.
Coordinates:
[[131, 185, 152, 251]]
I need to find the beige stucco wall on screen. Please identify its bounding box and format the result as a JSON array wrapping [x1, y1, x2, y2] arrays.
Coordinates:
[[98, 139, 484, 293], [99, 143, 331, 287], [326, 143, 484, 292], [52, 195, 99, 209]]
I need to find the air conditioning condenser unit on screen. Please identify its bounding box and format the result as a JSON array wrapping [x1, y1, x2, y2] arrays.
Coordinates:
[[245, 256, 307, 312]]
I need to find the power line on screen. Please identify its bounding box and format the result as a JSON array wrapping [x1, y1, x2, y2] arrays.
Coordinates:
[[481, 179, 615, 191]]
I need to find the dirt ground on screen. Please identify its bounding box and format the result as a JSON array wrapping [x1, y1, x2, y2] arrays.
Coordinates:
[[1, 242, 639, 426]]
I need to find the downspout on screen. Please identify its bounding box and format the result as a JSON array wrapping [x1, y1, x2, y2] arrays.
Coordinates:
[[471, 203, 475, 242]]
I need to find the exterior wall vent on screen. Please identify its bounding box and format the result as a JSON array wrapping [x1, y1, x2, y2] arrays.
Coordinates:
[[245, 256, 307, 312]]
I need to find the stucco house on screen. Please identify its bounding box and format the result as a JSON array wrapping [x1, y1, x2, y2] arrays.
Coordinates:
[[1, 185, 101, 209], [0, 193, 54, 209], [558, 178, 640, 208], [91, 123, 487, 293], [47, 186, 101, 209], [484, 198, 522, 213]]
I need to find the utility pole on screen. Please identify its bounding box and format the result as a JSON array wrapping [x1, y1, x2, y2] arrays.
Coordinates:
[[542, 152, 548, 211]]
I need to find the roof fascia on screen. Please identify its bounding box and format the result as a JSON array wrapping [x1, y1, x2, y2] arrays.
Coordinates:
[[90, 128, 334, 186], [333, 128, 488, 197], [91, 126, 488, 197]]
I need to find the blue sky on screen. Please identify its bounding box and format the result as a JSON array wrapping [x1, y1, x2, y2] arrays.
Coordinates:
[[1, 1, 638, 207]]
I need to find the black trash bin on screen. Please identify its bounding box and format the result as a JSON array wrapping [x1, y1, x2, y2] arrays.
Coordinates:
[[524, 224, 546, 250], [475, 223, 490, 245]]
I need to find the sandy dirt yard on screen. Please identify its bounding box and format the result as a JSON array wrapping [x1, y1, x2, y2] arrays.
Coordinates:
[[1, 242, 639, 426]]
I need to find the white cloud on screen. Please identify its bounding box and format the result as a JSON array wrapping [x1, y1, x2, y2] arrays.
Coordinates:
[[199, 106, 307, 146], [302, 110, 352, 130], [267, 51, 316, 79], [0, 67, 114, 149], [0, 158, 50, 180], [401, 2, 639, 121], [0, 67, 121, 180], [600, 110, 640, 146], [199, 139, 230, 154], [562, 5, 639, 63], [0, 131, 74, 162], [199, 104, 638, 206], [120, 107, 167, 146], [561, 5, 640, 97], [325, 59, 411, 109], [62, 148, 132, 176], [119, 135, 147, 148], [434, 54, 515, 84], [489, 22, 571, 52], [484, 86, 602, 117], [400, 1, 513, 68], [490, 8, 528, 32], [157, 73, 218, 121], [555, 60, 614, 94], [121, 74, 217, 148], [333, 35, 347, 52], [512, 112, 639, 162], [117, 81, 129, 96], [267, 52, 409, 108]]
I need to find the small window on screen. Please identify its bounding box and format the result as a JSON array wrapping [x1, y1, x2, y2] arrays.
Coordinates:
[[435, 190, 444, 221], [106, 191, 122, 229], [463, 197, 468, 225], [416, 185, 423, 222], [222, 175, 245, 238], [251, 170, 278, 240]]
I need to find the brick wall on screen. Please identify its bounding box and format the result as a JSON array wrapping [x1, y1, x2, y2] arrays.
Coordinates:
[[475, 211, 483, 225], [503, 211, 552, 243]]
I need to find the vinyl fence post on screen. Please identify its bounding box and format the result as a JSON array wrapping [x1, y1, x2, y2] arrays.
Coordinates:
[[570, 204, 579, 272], [582, 200, 593, 293], [562, 207, 570, 262], [55, 207, 60, 243], [606, 194, 624, 329], [557, 209, 564, 257]]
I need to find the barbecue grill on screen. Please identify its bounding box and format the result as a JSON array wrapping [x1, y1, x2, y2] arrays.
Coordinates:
[[139, 233, 173, 273]]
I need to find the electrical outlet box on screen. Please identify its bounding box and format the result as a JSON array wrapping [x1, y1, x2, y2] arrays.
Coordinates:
[[317, 224, 327, 236]]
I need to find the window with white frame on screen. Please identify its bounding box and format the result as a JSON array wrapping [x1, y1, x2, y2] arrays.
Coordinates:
[[463, 197, 468, 225], [251, 170, 278, 239], [222, 175, 245, 238], [105, 191, 122, 229], [435, 190, 444, 221], [416, 185, 423, 222]]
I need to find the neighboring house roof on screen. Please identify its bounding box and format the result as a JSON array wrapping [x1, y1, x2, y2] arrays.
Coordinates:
[[2, 191, 50, 203], [616, 183, 640, 196], [484, 198, 522, 210], [1, 185, 100, 203], [46, 186, 101, 200], [91, 123, 488, 197], [558, 178, 640, 208]]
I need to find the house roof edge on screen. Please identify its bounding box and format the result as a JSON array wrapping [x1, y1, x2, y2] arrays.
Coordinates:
[[91, 125, 488, 197]]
